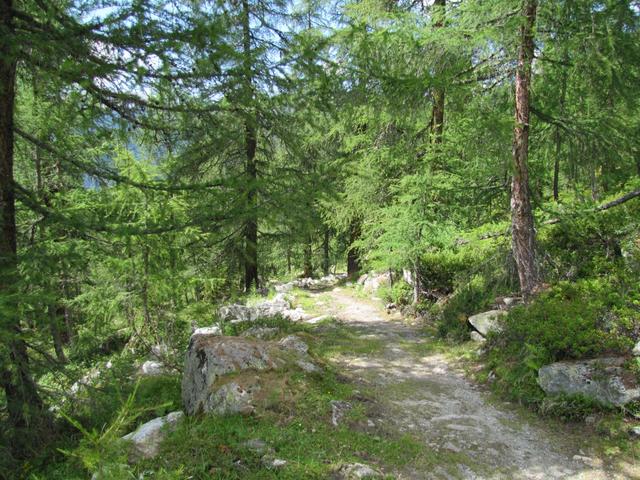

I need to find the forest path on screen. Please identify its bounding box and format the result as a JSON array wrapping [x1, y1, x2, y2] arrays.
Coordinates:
[[308, 287, 636, 480]]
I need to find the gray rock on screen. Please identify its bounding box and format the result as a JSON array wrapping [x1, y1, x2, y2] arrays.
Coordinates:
[[192, 325, 222, 337], [182, 336, 287, 416], [572, 455, 603, 468], [278, 335, 309, 354], [296, 359, 322, 373], [150, 343, 171, 360], [470, 331, 486, 343], [218, 294, 294, 324], [138, 360, 166, 376], [241, 326, 280, 339], [335, 462, 382, 479], [282, 307, 308, 322], [362, 272, 392, 293], [288, 273, 347, 291], [402, 269, 413, 285], [501, 297, 522, 308], [275, 282, 295, 293], [240, 439, 272, 455], [262, 456, 288, 469], [306, 314, 330, 324], [538, 357, 640, 407], [629, 426, 640, 438], [632, 340, 640, 356], [468, 310, 506, 336], [331, 400, 352, 427], [122, 411, 183, 460], [70, 368, 101, 395], [206, 381, 258, 416]]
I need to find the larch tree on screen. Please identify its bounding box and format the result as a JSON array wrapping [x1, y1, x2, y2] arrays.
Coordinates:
[[510, 0, 540, 300]]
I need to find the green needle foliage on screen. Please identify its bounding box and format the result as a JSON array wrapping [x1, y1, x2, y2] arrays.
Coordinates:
[[1, 0, 639, 476]]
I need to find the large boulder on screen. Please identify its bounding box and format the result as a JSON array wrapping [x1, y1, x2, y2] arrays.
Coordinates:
[[538, 357, 640, 407], [467, 310, 506, 337], [122, 411, 183, 460], [182, 335, 317, 416]]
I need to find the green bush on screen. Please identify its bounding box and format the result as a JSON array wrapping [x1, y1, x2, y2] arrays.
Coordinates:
[[485, 280, 633, 408], [434, 275, 495, 341], [378, 280, 412, 306]]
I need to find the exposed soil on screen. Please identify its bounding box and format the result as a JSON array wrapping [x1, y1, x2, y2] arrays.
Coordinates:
[[310, 287, 639, 480]]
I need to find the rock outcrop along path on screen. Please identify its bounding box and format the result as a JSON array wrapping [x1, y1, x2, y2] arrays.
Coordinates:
[[313, 287, 637, 480]]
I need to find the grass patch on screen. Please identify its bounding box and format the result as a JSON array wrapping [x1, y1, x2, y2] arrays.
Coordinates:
[[313, 320, 386, 357]]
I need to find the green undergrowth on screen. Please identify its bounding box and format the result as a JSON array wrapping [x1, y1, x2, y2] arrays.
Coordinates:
[[404, 196, 640, 459], [378, 281, 413, 306], [29, 308, 428, 479]]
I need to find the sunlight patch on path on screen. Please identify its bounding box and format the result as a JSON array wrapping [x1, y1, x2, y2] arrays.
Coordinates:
[[311, 287, 634, 480]]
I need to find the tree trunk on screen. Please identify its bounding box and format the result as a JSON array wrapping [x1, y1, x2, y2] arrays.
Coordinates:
[[552, 132, 560, 201], [61, 276, 74, 344], [412, 261, 421, 305], [552, 59, 567, 202], [322, 227, 330, 276], [49, 307, 67, 363], [0, 0, 45, 432], [346, 221, 360, 279], [431, 0, 446, 145], [303, 237, 313, 278], [511, 0, 539, 300], [241, 0, 259, 292]]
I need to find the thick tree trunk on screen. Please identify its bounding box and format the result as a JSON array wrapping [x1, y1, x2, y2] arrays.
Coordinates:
[[346, 221, 360, 279], [241, 0, 258, 292], [0, 0, 45, 432], [511, 0, 539, 300]]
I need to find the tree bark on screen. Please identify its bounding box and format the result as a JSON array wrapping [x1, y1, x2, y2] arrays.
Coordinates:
[[511, 0, 539, 300], [322, 227, 330, 276], [552, 57, 567, 202], [49, 307, 67, 363], [303, 237, 313, 278], [0, 0, 45, 432], [346, 221, 360, 279], [241, 0, 259, 292], [430, 0, 446, 145]]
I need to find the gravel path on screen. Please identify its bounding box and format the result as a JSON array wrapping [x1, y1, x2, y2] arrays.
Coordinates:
[[314, 287, 637, 480]]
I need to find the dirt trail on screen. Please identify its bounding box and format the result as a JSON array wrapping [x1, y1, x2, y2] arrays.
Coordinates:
[[312, 287, 636, 480]]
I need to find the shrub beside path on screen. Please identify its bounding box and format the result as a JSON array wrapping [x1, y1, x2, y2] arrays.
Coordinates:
[[311, 287, 638, 480]]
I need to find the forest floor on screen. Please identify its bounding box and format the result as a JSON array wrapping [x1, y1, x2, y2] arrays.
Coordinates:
[[302, 286, 640, 479]]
